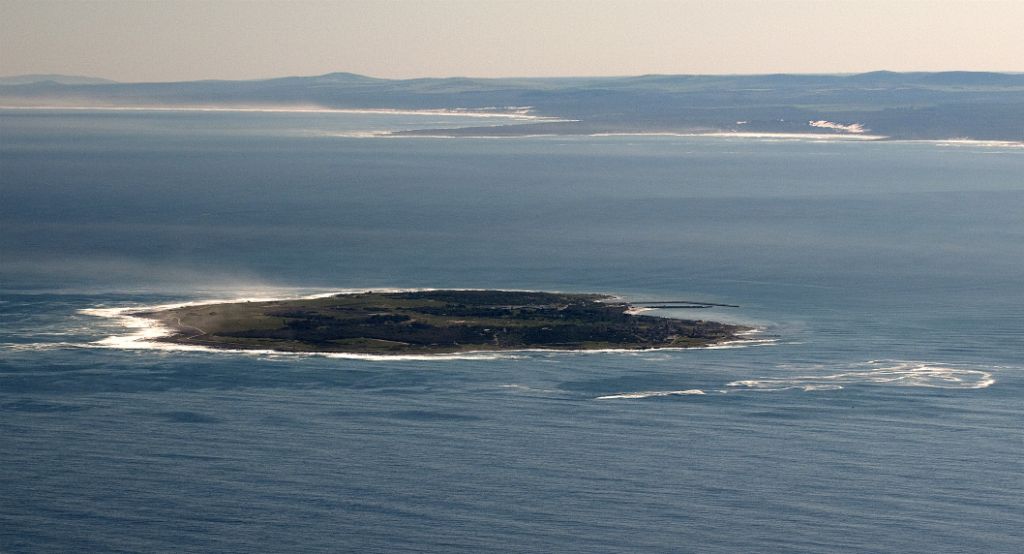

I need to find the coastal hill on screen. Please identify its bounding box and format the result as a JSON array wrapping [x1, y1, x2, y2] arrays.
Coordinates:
[[2, 71, 1023, 141], [140, 290, 748, 354]]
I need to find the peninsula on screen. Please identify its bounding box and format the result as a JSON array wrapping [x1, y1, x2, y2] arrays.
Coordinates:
[[140, 290, 748, 354]]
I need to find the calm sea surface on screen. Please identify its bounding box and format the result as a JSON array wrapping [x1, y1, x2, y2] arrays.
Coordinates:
[[1, 109, 1022, 553]]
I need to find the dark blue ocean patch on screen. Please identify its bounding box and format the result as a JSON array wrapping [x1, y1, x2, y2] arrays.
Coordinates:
[[385, 410, 482, 422], [1, 399, 87, 413], [745, 409, 813, 420], [152, 452, 226, 461], [155, 410, 222, 424], [325, 408, 368, 418], [258, 413, 299, 426], [558, 374, 693, 392]]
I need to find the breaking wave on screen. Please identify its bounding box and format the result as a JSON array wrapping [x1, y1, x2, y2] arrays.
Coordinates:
[[1, 341, 93, 352], [727, 361, 995, 391], [808, 120, 868, 134], [596, 389, 706, 400], [702, 338, 777, 349]]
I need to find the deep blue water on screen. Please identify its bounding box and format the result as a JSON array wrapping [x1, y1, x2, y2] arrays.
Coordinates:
[[1, 109, 1022, 553]]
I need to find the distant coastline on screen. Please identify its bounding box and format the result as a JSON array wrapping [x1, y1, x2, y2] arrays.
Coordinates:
[[4, 70, 1022, 142], [385, 125, 890, 141], [0, 104, 554, 120], [7, 105, 1021, 145]]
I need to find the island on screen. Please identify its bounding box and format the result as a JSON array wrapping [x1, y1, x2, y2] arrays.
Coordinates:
[[139, 290, 749, 354]]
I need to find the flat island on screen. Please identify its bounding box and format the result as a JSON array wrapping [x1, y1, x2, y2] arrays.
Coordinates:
[[140, 290, 749, 354]]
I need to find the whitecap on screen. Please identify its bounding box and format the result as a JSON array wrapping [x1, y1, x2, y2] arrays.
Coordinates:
[[702, 338, 778, 349], [728, 361, 995, 391], [1, 341, 92, 352], [808, 120, 868, 134], [596, 389, 706, 400]]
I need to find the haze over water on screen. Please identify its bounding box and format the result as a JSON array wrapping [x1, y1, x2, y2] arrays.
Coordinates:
[[2, 109, 1022, 552]]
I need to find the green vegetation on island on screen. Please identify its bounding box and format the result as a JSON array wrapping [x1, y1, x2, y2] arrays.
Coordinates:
[[141, 290, 748, 354]]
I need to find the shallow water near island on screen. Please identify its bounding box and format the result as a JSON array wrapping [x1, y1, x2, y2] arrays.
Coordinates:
[[2, 109, 1023, 553]]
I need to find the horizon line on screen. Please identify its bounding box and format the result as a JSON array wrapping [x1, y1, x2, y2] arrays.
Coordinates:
[[3, 69, 1024, 86]]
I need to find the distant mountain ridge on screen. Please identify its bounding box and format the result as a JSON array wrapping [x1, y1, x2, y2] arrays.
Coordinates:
[[3, 71, 1022, 141], [0, 74, 117, 85]]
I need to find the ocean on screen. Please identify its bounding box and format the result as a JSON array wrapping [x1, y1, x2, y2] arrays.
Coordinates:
[[1, 109, 1022, 552]]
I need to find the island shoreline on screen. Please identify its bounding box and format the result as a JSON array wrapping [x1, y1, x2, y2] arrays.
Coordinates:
[[123, 289, 755, 356]]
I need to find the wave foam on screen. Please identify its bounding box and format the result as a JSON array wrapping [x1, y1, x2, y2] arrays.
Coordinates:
[[1, 341, 91, 352], [728, 361, 994, 391], [702, 337, 778, 349], [596, 389, 706, 400], [808, 120, 868, 134]]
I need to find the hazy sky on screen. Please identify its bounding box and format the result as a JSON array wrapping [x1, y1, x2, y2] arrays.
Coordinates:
[[2, 0, 1021, 82]]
